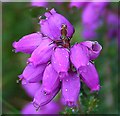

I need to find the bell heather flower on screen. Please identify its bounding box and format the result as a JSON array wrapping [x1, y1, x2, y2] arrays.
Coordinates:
[[62, 72, 80, 107], [28, 38, 56, 66], [40, 8, 75, 40], [42, 63, 60, 94], [22, 82, 61, 114], [13, 8, 102, 110], [79, 62, 100, 92], [33, 84, 60, 109], [70, 43, 89, 70], [51, 47, 70, 80], [12, 33, 43, 54], [19, 63, 46, 84]]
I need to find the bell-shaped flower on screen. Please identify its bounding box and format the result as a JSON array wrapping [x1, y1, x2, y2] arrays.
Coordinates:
[[81, 41, 102, 60], [79, 62, 100, 92], [62, 72, 80, 107], [40, 8, 75, 40], [42, 64, 60, 95], [51, 47, 70, 80], [70, 43, 89, 70], [19, 63, 46, 84], [28, 38, 56, 66], [12, 33, 43, 54], [33, 84, 60, 109]]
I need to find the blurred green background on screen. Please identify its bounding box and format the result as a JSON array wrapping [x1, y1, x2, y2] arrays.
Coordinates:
[[2, 2, 118, 114]]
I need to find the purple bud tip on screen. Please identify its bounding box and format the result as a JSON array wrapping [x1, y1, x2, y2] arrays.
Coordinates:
[[65, 100, 75, 107], [12, 41, 18, 53], [90, 85, 101, 93], [12, 41, 17, 48]]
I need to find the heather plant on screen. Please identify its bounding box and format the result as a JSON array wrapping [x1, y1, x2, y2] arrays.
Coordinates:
[[13, 8, 102, 114], [2, 2, 118, 115]]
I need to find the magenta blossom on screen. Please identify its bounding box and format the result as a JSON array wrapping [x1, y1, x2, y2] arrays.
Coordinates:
[[40, 8, 75, 40], [22, 82, 61, 114], [13, 8, 102, 110]]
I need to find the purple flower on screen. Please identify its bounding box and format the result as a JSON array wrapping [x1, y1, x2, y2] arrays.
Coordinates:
[[12, 33, 43, 54], [70, 43, 89, 70], [28, 38, 56, 66], [13, 8, 102, 109], [19, 63, 46, 84], [40, 8, 75, 40], [62, 72, 80, 107], [51, 47, 70, 80], [81, 41, 102, 60], [79, 62, 100, 92], [42, 63, 60, 94], [33, 84, 60, 108], [31, 0, 48, 7], [21, 82, 61, 114]]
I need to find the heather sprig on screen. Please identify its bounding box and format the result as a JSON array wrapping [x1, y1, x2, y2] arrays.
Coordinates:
[[13, 8, 102, 112]]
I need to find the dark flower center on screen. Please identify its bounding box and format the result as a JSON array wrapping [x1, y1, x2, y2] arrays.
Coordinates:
[[53, 24, 71, 49]]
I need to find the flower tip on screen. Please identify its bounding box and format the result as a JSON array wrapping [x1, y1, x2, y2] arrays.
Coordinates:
[[12, 41, 17, 48], [12, 41, 18, 53], [65, 100, 76, 107], [90, 85, 101, 93]]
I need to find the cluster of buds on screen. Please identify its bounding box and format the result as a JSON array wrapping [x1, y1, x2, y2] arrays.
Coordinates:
[[13, 8, 102, 110]]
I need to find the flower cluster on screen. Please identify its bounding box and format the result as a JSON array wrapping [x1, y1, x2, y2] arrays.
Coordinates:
[[13, 8, 102, 110]]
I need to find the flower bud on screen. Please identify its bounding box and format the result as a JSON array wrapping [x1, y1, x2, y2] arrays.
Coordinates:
[[28, 38, 56, 66], [79, 62, 100, 92], [33, 85, 60, 108], [51, 47, 70, 80], [70, 43, 89, 70], [19, 63, 46, 84], [12, 33, 43, 54], [62, 72, 80, 107], [40, 8, 75, 40], [43, 64, 60, 95]]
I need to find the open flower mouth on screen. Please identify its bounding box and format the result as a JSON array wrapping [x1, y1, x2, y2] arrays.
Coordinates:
[[92, 42, 102, 52]]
